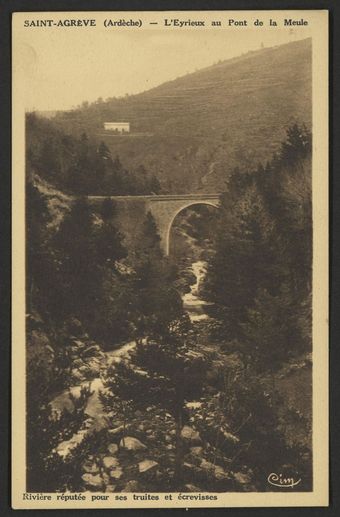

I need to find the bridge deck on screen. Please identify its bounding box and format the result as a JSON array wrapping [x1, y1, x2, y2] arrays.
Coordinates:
[[88, 193, 220, 201]]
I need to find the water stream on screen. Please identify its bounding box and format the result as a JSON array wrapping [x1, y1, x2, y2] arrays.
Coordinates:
[[182, 260, 210, 322], [51, 261, 210, 454]]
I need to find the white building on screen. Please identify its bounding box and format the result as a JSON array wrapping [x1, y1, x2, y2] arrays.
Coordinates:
[[104, 122, 130, 133]]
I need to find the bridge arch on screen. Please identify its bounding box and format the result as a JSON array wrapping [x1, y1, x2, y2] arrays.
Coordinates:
[[165, 201, 219, 256], [87, 193, 220, 255]]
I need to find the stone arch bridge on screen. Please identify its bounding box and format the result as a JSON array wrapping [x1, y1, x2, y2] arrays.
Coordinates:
[[88, 194, 220, 255]]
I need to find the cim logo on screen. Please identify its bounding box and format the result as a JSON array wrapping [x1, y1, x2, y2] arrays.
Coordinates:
[[267, 472, 301, 488]]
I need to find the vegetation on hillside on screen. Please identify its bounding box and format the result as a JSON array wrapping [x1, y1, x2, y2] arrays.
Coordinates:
[[26, 113, 161, 196], [51, 39, 311, 193], [26, 109, 312, 491], [203, 124, 312, 371]]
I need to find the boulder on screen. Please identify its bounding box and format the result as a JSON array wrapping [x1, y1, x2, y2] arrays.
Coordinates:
[[82, 461, 100, 474], [82, 473, 103, 489], [110, 467, 123, 480], [83, 345, 102, 357], [108, 425, 124, 436], [102, 472, 110, 485], [138, 460, 159, 474], [84, 418, 94, 429], [186, 402, 203, 409], [84, 358, 101, 376], [122, 480, 141, 492], [200, 459, 230, 481], [68, 318, 83, 334], [119, 436, 147, 451], [190, 446, 203, 456], [103, 456, 119, 469], [182, 462, 202, 477], [107, 443, 118, 454], [71, 369, 85, 382], [184, 484, 201, 492], [55, 430, 87, 458], [72, 359, 84, 368], [221, 430, 239, 445], [233, 471, 256, 491], [181, 426, 202, 445]]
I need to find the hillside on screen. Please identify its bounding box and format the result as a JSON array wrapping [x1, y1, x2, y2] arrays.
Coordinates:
[[53, 38, 312, 193]]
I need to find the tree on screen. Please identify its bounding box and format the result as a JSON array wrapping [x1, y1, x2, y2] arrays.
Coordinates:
[[203, 125, 312, 368], [129, 212, 182, 342], [102, 316, 207, 487], [50, 197, 100, 322], [95, 208, 126, 269]]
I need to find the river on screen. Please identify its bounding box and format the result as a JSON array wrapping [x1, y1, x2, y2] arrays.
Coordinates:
[[51, 260, 210, 455], [182, 260, 210, 322]]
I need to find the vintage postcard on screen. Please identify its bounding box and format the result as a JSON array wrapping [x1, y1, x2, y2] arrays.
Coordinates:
[[12, 10, 328, 509]]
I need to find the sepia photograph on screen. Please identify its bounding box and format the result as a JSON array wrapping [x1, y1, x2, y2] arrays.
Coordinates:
[[11, 10, 328, 508]]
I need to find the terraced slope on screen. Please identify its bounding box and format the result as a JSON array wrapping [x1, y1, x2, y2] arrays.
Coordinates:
[[54, 38, 311, 193]]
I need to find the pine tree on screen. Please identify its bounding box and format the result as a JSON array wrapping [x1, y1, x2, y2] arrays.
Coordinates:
[[102, 315, 207, 487], [130, 211, 182, 341], [204, 125, 312, 368]]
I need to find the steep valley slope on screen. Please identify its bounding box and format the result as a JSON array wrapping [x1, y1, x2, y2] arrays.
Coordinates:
[[52, 38, 311, 193]]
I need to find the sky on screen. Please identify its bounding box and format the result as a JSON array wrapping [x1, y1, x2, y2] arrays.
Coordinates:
[[13, 14, 310, 111]]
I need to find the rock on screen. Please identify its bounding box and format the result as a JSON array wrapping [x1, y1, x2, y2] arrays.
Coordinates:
[[84, 418, 94, 429], [103, 456, 119, 469], [181, 426, 202, 444], [73, 358, 84, 368], [108, 425, 124, 436], [82, 473, 103, 489], [135, 410, 143, 417], [71, 369, 85, 381], [85, 358, 101, 376], [190, 446, 203, 456], [184, 484, 201, 492], [138, 459, 159, 473], [68, 318, 83, 334], [55, 430, 88, 458], [182, 462, 201, 476], [110, 467, 123, 480], [200, 459, 230, 481], [82, 461, 100, 474], [107, 443, 118, 454], [122, 480, 141, 492], [138, 424, 145, 432], [186, 402, 202, 409], [221, 430, 239, 444], [102, 472, 110, 485], [71, 339, 86, 349], [165, 435, 172, 443], [233, 470, 256, 491], [105, 485, 116, 493], [119, 436, 147, 451], [166, 445, 174, 450], [83, 345, 102, 357], [233, 471, 252, 485]]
